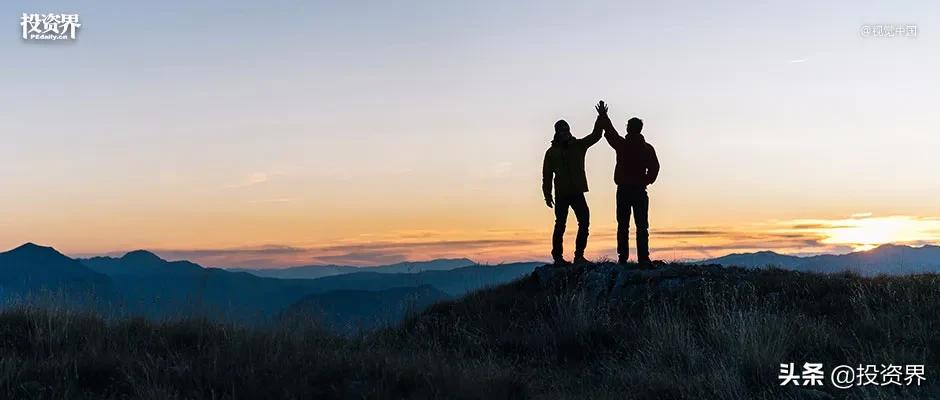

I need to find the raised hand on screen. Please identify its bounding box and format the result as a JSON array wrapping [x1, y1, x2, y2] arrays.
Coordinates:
[[595, 100, 608, 116]]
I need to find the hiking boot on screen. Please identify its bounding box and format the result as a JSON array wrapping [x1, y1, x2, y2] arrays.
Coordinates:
[[553, 258, 571, 266], [638, 258, 655, 270], [617, 255, 630, 266], [573, 256, 589, 265]]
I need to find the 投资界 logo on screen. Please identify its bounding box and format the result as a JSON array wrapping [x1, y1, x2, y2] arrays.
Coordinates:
[[20, 13, 81, 41]]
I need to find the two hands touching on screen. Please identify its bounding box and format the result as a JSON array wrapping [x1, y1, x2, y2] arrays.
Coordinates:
[[595, 100, 614, 133], [595, 100, 609, 120]]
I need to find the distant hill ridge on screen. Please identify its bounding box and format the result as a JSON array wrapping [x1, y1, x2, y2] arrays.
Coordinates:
[[0, 243, 116, 303], [83, 250, 205, 277], [231, 258, 478, 279], [702, 243, 940, 275], [7, 241, 940, 331], [0, 243, 539, 329]]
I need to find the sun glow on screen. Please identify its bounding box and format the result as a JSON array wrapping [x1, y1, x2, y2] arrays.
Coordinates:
[[798, 216, 940, 251]]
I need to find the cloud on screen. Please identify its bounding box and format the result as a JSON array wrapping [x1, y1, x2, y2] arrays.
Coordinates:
[[80, 245, 311, 268], [151, 245, 308, 260], [491, 162, 514, 177], [317, 239, 536, 254], [788, 223, 834, 230], [316, 251, 408, 266], [247, 197, 297, 204], [110, 228, 836, 268], [119, 238, 538, 268], [650, 232, 830, 259], [226, 172, 269, 189], [653, 229, 728, 237], [469, 161, 515, 179], [774, 215, 940, 252], [84, 215, 940, 269], [386, 167, 414, 176], [789, 58, 807, 63]]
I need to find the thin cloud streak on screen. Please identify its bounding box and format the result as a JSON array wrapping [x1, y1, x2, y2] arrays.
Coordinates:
[[104, 238, 538, 268], [82, 215, 940, 268], [247, 198, 298, 204], [225, 172, 269, 189]]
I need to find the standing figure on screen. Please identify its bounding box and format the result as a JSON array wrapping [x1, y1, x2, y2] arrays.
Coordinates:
[[603, 113, 660, 267], [541, 102, 607, 264]]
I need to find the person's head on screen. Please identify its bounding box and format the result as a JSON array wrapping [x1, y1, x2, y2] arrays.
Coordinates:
[[552, 119, 572, 144], [627, 117, 644, 135]]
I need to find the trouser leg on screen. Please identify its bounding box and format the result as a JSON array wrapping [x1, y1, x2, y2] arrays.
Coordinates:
[[570, 193, 590, 258], [634, 190, 650, 262], [616, 186, 632, 259], [551, 195, 570, 260]]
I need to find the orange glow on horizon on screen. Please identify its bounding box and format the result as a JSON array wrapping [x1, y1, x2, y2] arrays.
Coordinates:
[[16, 214, 934, 269]]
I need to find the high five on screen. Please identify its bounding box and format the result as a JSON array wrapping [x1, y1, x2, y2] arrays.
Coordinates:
[[542, 100, 660, 268]]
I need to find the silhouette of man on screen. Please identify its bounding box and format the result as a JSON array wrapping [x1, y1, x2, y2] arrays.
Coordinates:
[[603, 113, 660, 267], [542, 101, 606, 265]]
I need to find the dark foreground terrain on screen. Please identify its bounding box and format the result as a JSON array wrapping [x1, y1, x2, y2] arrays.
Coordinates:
[[1, 262, 938, 399]]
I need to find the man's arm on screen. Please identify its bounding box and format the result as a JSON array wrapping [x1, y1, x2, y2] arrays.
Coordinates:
[[603, 116, 625, 149], [577, 101, 607, 148], [598, 101, 625, 148], [646, 145, 660, 185], [542, 149, 554, 208], [579, 114, 604, 147]]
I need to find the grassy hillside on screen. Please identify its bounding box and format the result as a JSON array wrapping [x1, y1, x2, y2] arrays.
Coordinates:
[[284, 285, 449, 333], [1, 262, 938, 399], [299, 262, 542, 296]]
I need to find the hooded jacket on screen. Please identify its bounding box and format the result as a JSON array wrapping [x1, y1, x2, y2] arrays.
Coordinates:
[[605, 131, 660, 188], [542, 118, 603, 200]]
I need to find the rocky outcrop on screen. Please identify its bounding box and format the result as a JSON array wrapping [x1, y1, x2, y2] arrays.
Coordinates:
[[531, 262, 726, 300]]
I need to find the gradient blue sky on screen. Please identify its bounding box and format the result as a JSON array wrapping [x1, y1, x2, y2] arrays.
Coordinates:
[[2, 1, 938, 267]]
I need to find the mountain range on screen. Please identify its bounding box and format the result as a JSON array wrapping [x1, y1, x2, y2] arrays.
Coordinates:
[[701, 244, 940, 275], [5, 242, 940, 330], [80, 249, 321, 321], [0, 243, 116, 305], [295, 261, 542, 296], [0, 243, 539, 329], [231, 258, 476, 280]]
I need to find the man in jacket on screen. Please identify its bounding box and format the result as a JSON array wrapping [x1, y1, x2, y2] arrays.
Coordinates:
[[542, 101, 607, 265], [603, 114, 660, 267]]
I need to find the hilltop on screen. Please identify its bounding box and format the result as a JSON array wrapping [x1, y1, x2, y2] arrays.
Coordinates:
[[1, 261, 938, 399]]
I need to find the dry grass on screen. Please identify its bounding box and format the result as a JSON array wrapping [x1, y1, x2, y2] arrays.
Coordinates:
[[1, 263, 939, 399]]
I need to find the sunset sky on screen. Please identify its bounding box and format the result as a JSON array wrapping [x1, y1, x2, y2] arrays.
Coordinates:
[[3, 1, 938, 267]]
